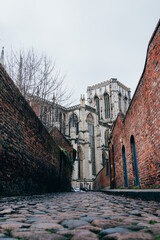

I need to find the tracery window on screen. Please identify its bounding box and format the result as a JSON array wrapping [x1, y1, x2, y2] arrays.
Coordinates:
[[104, 93, 110, 119], [94, 96, 100, 120]]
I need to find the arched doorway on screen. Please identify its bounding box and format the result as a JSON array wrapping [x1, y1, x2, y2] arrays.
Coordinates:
[[130, 135, 139, 186], [122, 145, 128, 187]]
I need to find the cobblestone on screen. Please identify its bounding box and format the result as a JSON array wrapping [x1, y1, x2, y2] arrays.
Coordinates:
[[0, 192, 160, 239]]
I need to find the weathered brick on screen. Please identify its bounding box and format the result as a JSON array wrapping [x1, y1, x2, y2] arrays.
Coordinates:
[[109, 20, 160, 189], [0, 63, 72, 196]]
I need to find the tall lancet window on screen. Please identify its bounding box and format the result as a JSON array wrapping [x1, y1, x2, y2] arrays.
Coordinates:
[[104, 93, 110, 119], [69, 113, 79, 136], [87, 113, 96, 176], [94, 96, 100, 120], [118, 93, 122, 112]]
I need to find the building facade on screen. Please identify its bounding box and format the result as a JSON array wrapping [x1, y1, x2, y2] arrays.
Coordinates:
[[28, 78, 130, 189]]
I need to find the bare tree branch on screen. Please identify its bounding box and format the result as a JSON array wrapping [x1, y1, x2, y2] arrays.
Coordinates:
[[5, 48, 73, 130]]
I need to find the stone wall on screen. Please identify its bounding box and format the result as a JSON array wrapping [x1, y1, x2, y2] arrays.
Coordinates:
[[109, 20, 160, 189], [0, 64, 72, 196]]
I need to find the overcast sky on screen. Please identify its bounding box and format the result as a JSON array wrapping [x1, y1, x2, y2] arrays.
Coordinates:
[[1, 0, 160, 104]]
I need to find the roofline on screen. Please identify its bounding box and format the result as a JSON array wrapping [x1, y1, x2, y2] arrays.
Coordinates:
[[87, 79, 110, 90], [87, 78, 130, 91], [117, 81, 130, 91]]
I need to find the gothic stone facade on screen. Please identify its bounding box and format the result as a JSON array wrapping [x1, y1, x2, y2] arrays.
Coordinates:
[[29, 78, 130, 189]]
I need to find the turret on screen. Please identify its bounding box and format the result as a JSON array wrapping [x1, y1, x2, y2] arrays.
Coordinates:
[[80, 94, 85, 107]]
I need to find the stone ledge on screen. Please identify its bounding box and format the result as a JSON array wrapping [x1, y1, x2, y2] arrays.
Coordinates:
[[101, 189, 160, 202]]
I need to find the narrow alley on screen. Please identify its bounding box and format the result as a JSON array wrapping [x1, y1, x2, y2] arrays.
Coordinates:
[[0, 192, 160, 239]]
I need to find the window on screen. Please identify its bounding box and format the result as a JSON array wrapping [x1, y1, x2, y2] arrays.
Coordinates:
[[43, 106, 47, 124], [105, 129, 109, 147], [118, 93, 122, 112], [104, 93, 110, 118], [69, 113, 79, 136], [87, 113, 96, 175], [94, 96, 100, 120]]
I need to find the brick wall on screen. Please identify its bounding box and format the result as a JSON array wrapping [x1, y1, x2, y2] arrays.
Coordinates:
[[110, 20, 160, 189], [93, 166, 110, 190], [51, 127, 73, 153], [0, 64, 72, 196]]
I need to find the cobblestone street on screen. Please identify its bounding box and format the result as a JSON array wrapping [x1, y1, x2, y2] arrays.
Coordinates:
[[0, 192, 160, 240]]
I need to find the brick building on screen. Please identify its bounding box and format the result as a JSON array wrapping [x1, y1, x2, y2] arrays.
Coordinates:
[[108, 20, 160, 189]]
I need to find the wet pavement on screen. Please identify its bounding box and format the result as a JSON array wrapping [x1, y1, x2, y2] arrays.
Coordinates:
[[0, 192, 160, 239]]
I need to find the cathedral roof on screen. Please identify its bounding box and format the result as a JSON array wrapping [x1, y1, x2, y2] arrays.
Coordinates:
[[87, 78, 130, 91]]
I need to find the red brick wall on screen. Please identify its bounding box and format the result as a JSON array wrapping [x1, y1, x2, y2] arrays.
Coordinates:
[[93, 166, 110, 190], [0, 64, 72, 196], [51, 127, 73, 153], [110, 21, 160, 189]]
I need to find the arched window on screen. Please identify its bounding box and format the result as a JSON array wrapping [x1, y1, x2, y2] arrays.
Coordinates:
[[104, 93, 110, 119], [130, 135, 139, 186], [122, 145, 128, 187], [87, 113, 96, 175], [69, 113, 79, 136], [94, 96, 100, 120]]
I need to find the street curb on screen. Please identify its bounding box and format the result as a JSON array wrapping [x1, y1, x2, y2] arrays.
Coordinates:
[[101, 190, 160, 202]]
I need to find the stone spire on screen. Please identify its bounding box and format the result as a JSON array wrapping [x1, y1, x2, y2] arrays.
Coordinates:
[[80, 94, 85, 107]]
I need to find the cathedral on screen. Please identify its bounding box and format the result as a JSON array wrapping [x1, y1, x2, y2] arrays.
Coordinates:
[[28, 78, 131, 189], [0, 47, 131, 189]]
